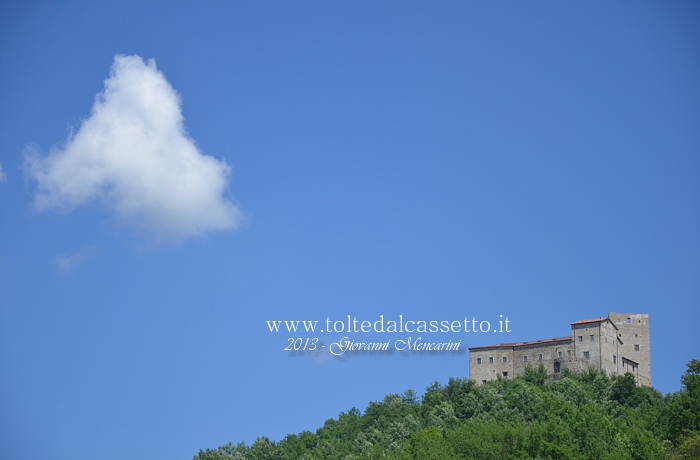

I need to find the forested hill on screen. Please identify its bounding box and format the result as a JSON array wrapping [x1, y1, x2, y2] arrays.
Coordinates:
[[195, 359, 700, 460]]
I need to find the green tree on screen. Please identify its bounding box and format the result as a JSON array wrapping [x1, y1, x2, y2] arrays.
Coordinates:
[[674, 430, 700, 460], [421, 381, 444, 409], [249, 436, 281, 460], [523, 363, 548, 386], [611, 373, 644, 407], [403, 426, 455, 460], [424, 401, 458, 430], [194, 442, 248, 460], [680, 359, 700, 432], [194, 359, 699, 460]]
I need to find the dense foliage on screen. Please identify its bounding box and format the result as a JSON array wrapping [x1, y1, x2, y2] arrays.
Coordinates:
[[195, 359, 700, 460]]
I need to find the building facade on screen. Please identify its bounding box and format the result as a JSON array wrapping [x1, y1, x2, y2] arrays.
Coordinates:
[[469, 313, 651, 386]]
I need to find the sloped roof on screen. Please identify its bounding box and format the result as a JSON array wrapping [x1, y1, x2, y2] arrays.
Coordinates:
[[469, 336, 571, 351], [571, 316, 608, 325], [571, 316, 618, 330]]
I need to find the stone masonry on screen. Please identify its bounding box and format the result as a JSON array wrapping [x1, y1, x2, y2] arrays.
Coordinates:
[[468, 313, 651, 386]]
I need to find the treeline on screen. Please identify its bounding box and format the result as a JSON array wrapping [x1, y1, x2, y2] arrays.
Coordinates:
[[195, 359, 700, 459]]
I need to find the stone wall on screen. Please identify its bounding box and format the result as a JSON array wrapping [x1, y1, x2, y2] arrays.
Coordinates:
[[512, 339, 572, 376], [609, 313, 651, 386], [469, 346, 514, 384], [469, 312, 651, 386]]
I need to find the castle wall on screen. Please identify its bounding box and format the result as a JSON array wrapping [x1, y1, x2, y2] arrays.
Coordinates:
[[469, 313, 651, 386], [469, 346, 514, 383], [554, 355, 591, 375], [512, 339, 572, 376], [599, 320, 621, 377], [572, 322, 603, 370]]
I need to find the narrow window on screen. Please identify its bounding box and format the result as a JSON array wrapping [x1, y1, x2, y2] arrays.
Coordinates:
[[503, 356, 508, 363], [489, 357, 494, 364], [477, 358, 482, 365], [523, 355, 528, 362], [627, 317, 631, 323], [613, 355, 617, 364], [590, 334, 594, 341], [558, 351, 562, 358], [578, 336, 583, 342], [567, 350, 571, 356], [634, 344, 640, 351], [538, 353, 543, 360], [584, 351, 590, 359], [635, 333, 638, 337]]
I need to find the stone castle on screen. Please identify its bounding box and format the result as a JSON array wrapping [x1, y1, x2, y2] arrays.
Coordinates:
[[468, 313, 651, 386]]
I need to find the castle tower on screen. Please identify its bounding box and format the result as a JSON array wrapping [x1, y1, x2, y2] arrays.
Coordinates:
[[607, 313, 652, 386]]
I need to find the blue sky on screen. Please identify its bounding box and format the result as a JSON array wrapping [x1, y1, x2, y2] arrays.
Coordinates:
[[1, 1, 699, 459]]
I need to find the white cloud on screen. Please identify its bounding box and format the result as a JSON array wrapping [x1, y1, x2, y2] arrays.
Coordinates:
[[24, 54, 241, 242], [0, 162, 6, 183], [55, 247, 96, 273]]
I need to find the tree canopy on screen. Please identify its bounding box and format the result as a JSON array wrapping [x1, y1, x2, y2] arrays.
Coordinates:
[[195, 359, 700, 460]]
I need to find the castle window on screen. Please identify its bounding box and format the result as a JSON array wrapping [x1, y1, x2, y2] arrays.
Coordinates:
[[489, 357, 494, 364], [482, 380, 487, 384], [477, 358, 482, 364], [503, 356, 508, 363], [523, 355, 528, 362], [502, 372, 508, 377], [634, 344, 640, 351], [538, 353, 543, 360], [558, 351, 562, 358], [578, 336, 583, 342], [627, 317, 631, 323], [613, 355, 617, 364], [568, 350, 571, 356], [635, 333, 638, 337], [590, 334, 594, 341], [584, 351, 590, 359]]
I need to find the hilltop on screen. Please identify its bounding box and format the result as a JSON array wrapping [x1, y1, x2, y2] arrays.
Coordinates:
[[195, 359, 700, 460]]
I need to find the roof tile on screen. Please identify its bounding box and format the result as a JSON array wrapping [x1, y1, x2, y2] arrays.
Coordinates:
[[469, 336, 571, 350], [571, 317, 608, 325]]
